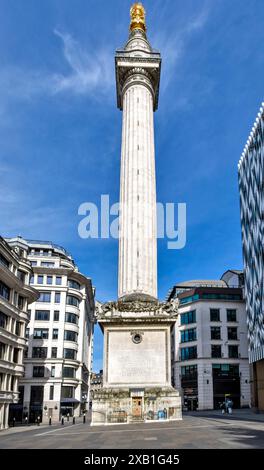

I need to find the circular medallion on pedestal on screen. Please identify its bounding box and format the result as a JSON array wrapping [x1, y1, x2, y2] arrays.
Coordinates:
[[131, 332, 143, 344]]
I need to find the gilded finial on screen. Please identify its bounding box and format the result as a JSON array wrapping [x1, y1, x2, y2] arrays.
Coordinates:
[[130, 3, 146, 32]]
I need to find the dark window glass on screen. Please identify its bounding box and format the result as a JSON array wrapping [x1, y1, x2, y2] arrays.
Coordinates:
[[62, 367, 76, 378], [35, 310, 50, 321], [180, 346, 197, 361], [181, 328, 197, 343], [30, 275, 34, 284], [180, 310, 196, 325], [65, 312, 78, 324], [18, 385, 24, 404], [211, 327, 221, 340], [30, 386, 43, 405], [52, 329, 58, 340], [61, 386, 74, 399], [32, 347, 47, 358], [0, 280, 10, 301], [33, 328, 49, 339], [228, 327, 238, 340], [210, 309, 220, 322], [13, 348, 19, 363], [0, 252, 10, 268], [66, 295, 79, 307], [55, 292, 61, 303], [25, 328, 30, 339], [181, 365, 197, 378], [211, 345, 222, 358], [53, 311, 60, 321], [15, 321, 22, 336], [49, 385, 54, 400], [203, 293, 242, 301], [179, 294, 199, 305], [17, 270, 25, 282], [33, 366, 44, 377], [30, 261, 37, 267], [0, 311, 8, 329], [228, 345, 239, 358], [56, 277, 62, 285], [47, 276, 53, 285], [227, 309, 237, 322], [63, 348, 77, 360], [64, 330, 78, 342], [18, 295, 24, 310], [38, 292, 51, 303], [51, 347, 57, 358], [68, 280, 81, 290], [51, 366, 55, 377]]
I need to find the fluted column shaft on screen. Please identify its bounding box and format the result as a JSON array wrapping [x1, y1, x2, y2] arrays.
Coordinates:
[[118, 79, 157, 299]]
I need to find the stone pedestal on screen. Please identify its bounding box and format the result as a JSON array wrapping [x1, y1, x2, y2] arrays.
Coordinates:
[[92, 298, 182, 425]]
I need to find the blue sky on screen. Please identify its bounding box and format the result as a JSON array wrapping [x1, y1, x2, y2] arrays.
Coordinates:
[[0, 0, 263, 371]]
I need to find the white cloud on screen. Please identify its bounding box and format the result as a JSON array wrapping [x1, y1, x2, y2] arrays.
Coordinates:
[[52, 29, 114, 95]]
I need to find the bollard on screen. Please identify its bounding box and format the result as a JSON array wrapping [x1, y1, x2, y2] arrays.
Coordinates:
[[49, 416, 52, 426], [25, 416, 28, 426], [67, 413, 70, 422], [83, 414, 86, 424], [13, 417, 16, 427], [72, 416, 75, 425], [61, 417, 64, 425], [37, 416, 40, 426]]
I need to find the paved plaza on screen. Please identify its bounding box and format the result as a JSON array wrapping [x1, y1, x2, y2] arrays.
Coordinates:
[[0, 410, 264, 449]]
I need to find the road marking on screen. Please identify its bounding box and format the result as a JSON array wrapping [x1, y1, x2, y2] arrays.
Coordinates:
[[35, 423, 83, 436], [34, 423, 213, 437], [144, 437, 157, 441]]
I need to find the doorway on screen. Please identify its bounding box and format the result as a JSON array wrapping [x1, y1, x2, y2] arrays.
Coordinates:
[[132, 397, 143, 417]]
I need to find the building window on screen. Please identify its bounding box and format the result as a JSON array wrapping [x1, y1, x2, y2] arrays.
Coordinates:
[[0, 311, 8, 329], [65, 312, 78, 325], [30, 275, 34, 284], [53, 311, 60, 321], [179, 294, 199, 305], [31, 261, 37, 267], [211, 327, 221, 340], [33, 366, 45, 377], [55, 277, 62, 285], [47, 276, 53, 285], [64, 330, 78, 342], [181, 328, 197, 343], [63, 348, 77, 360], [33, 328, 49, 339], [68, 280, 80, 290], [228, 345, 239, 358], [227, 309, 237, 322], [61, 386, 74, 399], [0, 280, 10, 301], [38, 292, 51, 303], [62, 367, 76, 378], [66, 295, 79, 307], [0, 252, 10, 268], [210, 309, 220, 322], [32, 347, 47, 358], [25, 327, 30, 339], [15, 321, 22, 336], [49, 385, 54, 400], [180, 310, 196, 325], [180, 346, 197, 361], [54, 292, 61, 304], [52, 329, 58, 340], [13, 348, 19, 363], [51, 366, 55, 377], [181, 364, 197, 379], [228, 327, 238, 340], [51, 347, 57, 358], [18, 295, 24, 310], [37, 275, 44, 284], [40, 261, 54, 267], [211, 345, 222, 358], [30, 386, 44, 405], [35, 310, 50, 321]]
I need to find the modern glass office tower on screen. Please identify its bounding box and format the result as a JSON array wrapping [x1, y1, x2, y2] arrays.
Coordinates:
[[238, 102, 264, 410], [6, 237, 95, 424]]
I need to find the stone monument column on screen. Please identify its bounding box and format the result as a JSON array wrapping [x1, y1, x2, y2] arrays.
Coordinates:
[[116, 4, 161, 300]]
